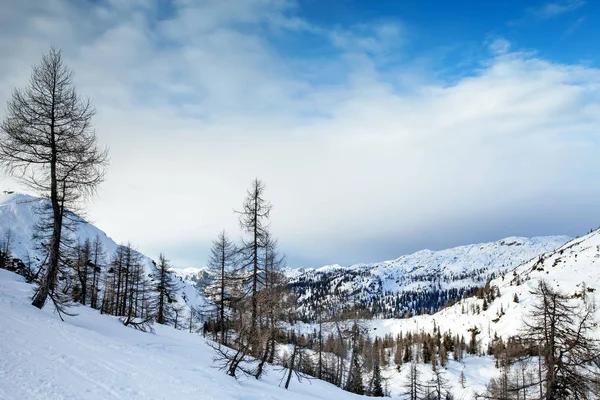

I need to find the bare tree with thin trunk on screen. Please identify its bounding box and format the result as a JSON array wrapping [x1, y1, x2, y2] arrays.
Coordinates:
[[484, 280, 600, 400], [152, 253, 180, 325], [0, 48, 108, 310], [235, 178, 272, 346], [402, 358, 423, 400], [521, 280, 600, 399], [279, 333, 313, 390], [209, 300, 257, 379], [71, 238, 92, 305], [0, 228, 13, 271], [89, 235, 106, 309], [254, 231, 287, 379], [206, 230, 238, 345]]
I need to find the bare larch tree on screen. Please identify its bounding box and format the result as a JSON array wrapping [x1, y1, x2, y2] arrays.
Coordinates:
[[254, 231, 287, 379], [235, 178, 272, 344], [0, 48, 108, 309], [152, 253, 180, 325], [521, 280, 600, 400], [89, 234, 106, 309], [206, 230, 238, 345]]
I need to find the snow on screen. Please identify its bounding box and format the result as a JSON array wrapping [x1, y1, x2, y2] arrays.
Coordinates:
[[0, 269, 366, 400], [287, 234, 570, 319], [0, 192, 209, 313], [175, 267, 207, 278], [282, 231, 600, 398], [0, 193, 121, 263], [358, 229, 600, 350], [384, 356, 496, 399], [0, 268, 502, 399]]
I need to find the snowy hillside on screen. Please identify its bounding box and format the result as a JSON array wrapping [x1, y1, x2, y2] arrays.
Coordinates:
[[0, 192, 208, 310], [0, 267, 505, 399], [280, 232, 600, 398], [0, 268, 366, 400], [288, 235, 570, 320], [171, 267, 209, 286], [362, 229, 600, 348]]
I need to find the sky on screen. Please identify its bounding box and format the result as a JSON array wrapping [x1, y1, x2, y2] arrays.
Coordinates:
[[1, 0, 600, 268]]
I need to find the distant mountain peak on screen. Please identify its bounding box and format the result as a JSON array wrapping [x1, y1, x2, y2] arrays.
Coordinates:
[[288, 235, 570, 321]]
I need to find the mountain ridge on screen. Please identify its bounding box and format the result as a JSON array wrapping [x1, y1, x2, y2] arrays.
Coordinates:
[[358, 228, 600, 349], [287, 234, 570, 320]]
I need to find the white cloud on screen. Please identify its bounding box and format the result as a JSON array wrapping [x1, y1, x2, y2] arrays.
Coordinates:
[[533, 0, 586, 19], [329, 21, 404, 54], [488, 38, 511, 55], [1, 0, 600, 267]]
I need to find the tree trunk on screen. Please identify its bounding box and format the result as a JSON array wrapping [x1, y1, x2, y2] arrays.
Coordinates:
[[32, 99, 60, 309], [318, 317, 323, 379], [251, 192, 258, 337], [220, 244, 226, 344], [255, 336, 271, 379], [285, 344, 298, 389]]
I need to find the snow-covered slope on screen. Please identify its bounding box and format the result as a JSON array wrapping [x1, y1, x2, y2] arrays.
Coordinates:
[[288, 235, 570, 320], [171, 267, 209, 286], [0, 268, 364, 400], [365, 229, 600, 348], [0, 192, 208, 310]]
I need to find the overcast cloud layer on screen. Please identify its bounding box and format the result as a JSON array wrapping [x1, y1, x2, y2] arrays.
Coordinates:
[[1, 0, 599, 268]]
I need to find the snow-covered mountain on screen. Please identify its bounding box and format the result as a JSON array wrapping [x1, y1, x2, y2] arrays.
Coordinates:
[[0, 192, 208, 310], [284, 231, 600, 397], [171, 267, 209, 285], [288, 235, 570, 320], [362, 229, 600, 348]]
